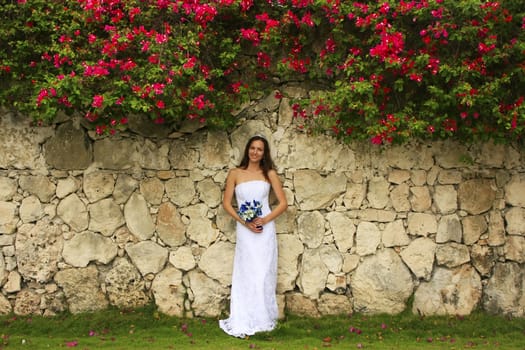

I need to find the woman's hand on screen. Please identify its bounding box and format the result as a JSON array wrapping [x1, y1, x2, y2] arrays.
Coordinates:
[[247, 217, 264, 233]]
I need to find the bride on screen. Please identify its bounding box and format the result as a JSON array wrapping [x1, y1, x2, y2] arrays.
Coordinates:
[[219, 134, 288, 338]]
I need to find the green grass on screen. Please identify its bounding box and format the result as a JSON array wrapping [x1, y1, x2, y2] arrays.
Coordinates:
[[1, 304, 524, 349]]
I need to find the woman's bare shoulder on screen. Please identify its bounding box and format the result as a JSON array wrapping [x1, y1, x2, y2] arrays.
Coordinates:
[[268, 169, 282, 184], [268, 168, 279, 178], [226, 167, 242, 182]]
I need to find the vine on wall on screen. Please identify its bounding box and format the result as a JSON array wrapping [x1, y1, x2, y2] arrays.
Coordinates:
[[1, 0, 524, 144]]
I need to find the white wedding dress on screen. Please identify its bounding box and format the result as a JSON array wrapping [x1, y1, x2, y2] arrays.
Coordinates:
[[219, 180, 278, 338]]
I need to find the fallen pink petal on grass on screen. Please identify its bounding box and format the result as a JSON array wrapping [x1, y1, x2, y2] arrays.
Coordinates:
[[65, 340, 78, 347]]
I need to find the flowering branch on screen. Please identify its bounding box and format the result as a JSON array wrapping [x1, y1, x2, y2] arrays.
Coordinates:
[[0, 0, 523, 144]]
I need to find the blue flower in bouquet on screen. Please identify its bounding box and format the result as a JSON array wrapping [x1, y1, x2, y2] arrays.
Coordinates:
[[238, 200, 263, 228]]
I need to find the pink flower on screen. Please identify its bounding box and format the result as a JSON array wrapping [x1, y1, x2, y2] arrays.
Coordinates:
[[325, 37, 336, 53], [59, 35, 72, 43], [36, 88, 49, 106], [431, 8, 443, 19], [256, 13, 280, 33], [301, 12, 314, 27], [120, 59, 137, 71], [257, 52, 271, 68], [194, 4, 218, 27], [84, 112, 98, 122], [148, 54, 159, 64], [371, 135, 383, 145], [92, 95, 104, 108], [141, 40, 150, 52], [192, 95, 206, 109], [95, 125, 106, 135], [231, 81, 243, 94], [239, 0, 253, 12], [155, 33, 168, 44], [409, 73, 422, 82], [240, 28, 260, 46], [152, 83, 165, 95], [183, 56, 197, 69]]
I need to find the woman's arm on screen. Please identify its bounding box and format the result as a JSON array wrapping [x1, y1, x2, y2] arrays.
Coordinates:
[[222, 169, 244, 224], [257, 170, 287, 226]]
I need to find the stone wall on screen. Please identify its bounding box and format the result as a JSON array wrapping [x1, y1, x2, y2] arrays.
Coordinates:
[[0, 87, 524, 318]]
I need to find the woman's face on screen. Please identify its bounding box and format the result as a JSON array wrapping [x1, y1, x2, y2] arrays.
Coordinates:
[[248, 140, 265, 164]]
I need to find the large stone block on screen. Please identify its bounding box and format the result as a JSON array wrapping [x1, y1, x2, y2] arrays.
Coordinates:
[[326, 211, 355, 252], [200, 131, 232, 169], [462, 215, 487, 245], [0, 202, 19, 234], [198, 241, 235, 286], [152, 267, 185, 316], [277, 233, 303, 293], [125, 241, 168, 276], [298, 248, 329, 299], [458, 179, 496, 215], [400, 237, 436, 280], [0, 111, 52, 170], [106, 258, 149, 309], [180, 203, 218, 247], [83, 172, 114, 203], [505, 174, 525, 207], [297, 210, 325, 249], [0, 177, 17, 201], [483, 262, 525, 317], [54, 266, 108, 314], [157, 202, 186, 247], [294, 170, 346, 210], [124, 192, 155, 241], [407, 212, 437, 236], [351, 249, 414, 314], [44, 122, 92, 170], [505, 207, 525, 236], [88, 198, 125, 236], [93, 138, 136, 170], [367, 176, 390, 209], [62, 231, 118, 267], [19, 175, 55, 203], [187, 270, 229, 317], [57, 193, 88, 232], [16, 219, 63, 283], [355, 222, 380, 256], [409, 186, 431, 212], [413, 265, 481, 316]]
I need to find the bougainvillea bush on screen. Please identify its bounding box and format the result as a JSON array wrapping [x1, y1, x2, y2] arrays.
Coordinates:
[[1, 0, 524, 144]]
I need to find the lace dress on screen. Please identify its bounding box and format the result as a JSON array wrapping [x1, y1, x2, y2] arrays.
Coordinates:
[[219, 180, 278, 338]]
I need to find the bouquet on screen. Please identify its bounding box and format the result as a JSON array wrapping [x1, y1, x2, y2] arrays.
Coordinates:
[[238, 200, 263, 230]]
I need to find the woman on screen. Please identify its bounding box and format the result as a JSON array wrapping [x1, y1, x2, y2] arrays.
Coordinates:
[[219, 134, 288, 338]]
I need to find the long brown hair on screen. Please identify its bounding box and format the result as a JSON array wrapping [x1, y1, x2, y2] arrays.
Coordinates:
[[239, 135, 275, 181]]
